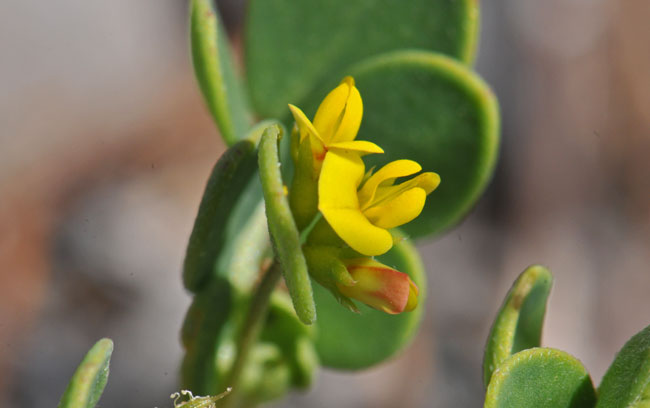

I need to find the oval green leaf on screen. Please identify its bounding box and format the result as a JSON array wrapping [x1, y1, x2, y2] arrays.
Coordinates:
[[58, 338, 113, 408], [258, 125, 316, 325], [597, 325, 650, 408], [483, 265, 553, 387], [245, 0, 480, 119], [344, 50, 500, 238], [191, 0, 251, 144], [313, 233, 426, 369], [183, 121, 274, 292], [485, 348, 597, 408]]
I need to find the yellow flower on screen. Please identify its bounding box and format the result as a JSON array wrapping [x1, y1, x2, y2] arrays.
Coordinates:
[[318, 150, 440, 256], [288, 76, 383, 174], [288, 77, 382, 229], [337, 258, 419, 314]]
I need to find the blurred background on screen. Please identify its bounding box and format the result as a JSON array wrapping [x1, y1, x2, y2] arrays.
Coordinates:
[[1, 0, 649, 406]]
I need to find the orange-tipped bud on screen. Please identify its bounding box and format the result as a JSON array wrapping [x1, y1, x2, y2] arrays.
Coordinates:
[[336, 258, 419, 314]]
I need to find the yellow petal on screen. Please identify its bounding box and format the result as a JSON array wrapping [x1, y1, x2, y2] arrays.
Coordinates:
[[328, 140, 384, 155], [363, 187, 427, 229], [318, 149, 364, 209], [404, 278, 419, 312], [318, 150, 392, 256], [312, 78, 352, 144], [319, 208, 393, 256], [358, 160, 422, 209], [371, 172, 440, 208], [288, 104, 327, 166], [288, 104, 323, 143], [332, 82, 362, 143]]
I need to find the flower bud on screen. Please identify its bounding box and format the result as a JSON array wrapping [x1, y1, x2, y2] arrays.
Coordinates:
[[336, 258, 419, 314]]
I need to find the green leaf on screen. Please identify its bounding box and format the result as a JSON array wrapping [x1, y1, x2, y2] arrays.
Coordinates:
[[483, 265, 553, 388], [245, 0, 480, 119], [180, 277, 233, 395], [313, 233, 426, 369], [58, 338, 113, 408], [485, 348, 597, 408], [183, 121, 273, 293], [345, 50, 500, 238], [191, 0, 251, 144], [597, 325, 650, 408], [258, 125, 316, 325]]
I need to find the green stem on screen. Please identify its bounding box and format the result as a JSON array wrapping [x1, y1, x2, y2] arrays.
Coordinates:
[[225, 261, 282, 407]]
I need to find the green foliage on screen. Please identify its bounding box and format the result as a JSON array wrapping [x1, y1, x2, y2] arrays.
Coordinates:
[[483, 265, 553, 387], [183, 121, 273, 292], [484, 348, 597, 408], [190, 0, 251, 144], [597, 325, 650, 408], [258, 125, 316, 325], [58, 338, 113, 408], [181, 277, 233, 394], [245, 0, 479, 119], [313, 233, 426, 369]]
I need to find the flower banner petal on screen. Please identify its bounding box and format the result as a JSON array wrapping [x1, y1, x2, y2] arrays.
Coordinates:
[[312, 77, 358, 144]]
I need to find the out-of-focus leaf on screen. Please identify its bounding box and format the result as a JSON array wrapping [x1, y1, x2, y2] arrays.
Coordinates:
[[596, 325, 650, 408], [484, 348, 596, 408], [190, 0, 251, 144], [258, 125, 316, 325], [313, 233, 426, 369], [58, 338, 113, 408], [483, 265, 553, 387], [245, 0, 480, 119], [261, 294, 318, 388], [180, 277, 233, 395], [183, 121, 274, 292]]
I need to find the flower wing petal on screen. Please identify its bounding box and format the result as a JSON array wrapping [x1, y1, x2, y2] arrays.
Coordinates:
[[371, 172, 440, 208], [363, 187, 427, 229], [358, 160, 422, 209]]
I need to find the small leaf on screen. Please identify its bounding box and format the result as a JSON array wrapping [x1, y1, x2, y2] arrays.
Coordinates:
[[58, 338, 113, 408], [483, 265, 553, 387], [596, 325, 650, 408], [183, 121, 274, 292], [313, 232, 426, 369], [258, 125, 316, 325], [191, 0, 251, 144], [245, 0, 480, 119], [485, 348, 597, 408]]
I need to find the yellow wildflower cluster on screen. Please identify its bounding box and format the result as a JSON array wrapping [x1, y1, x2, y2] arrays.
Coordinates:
[[288, 77, 439, 314]]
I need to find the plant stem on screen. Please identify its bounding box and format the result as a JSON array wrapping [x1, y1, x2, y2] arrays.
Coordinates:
[[225, 260, 282, 407]]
